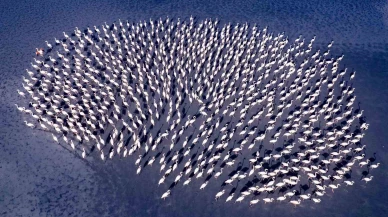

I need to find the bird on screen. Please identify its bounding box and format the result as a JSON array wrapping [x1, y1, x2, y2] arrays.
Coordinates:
[[16, 18, 373, 207], [51, 133, 59, 143], [312, 198, 321, 203], [161, 190, 171, 200], [82, 148, 86, 159], [276, 195, 287, 201], [24, 121, 35, 128], [35, 48, 44, 56], [215, 189, 225, 200], [328, 184, 340, 192], [200, 181, 209, 190], [262, 198, 274, 204], [370, 163, 380, 169], [300, 194, 311, 200], [136, 166, 142, 175], [17, 89, 25, 97], [100, 150, 105, 161], [290, 199, 301, 207], [362, 176, 373, 183], [183, 178, 192, 186], [249, 199, 260, 206], [225, 193, 234, 203]]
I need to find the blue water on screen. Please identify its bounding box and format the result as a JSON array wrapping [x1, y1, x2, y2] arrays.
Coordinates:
[[0, 0, 387, 216]]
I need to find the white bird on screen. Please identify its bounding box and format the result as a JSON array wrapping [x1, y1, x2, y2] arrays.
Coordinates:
[[148, 157, 156, 166], [70, 140, 75, 150], [51, 133, 59, 143], [300, 194, 311, 200], [24, 121, 35, 128], [290, 199, 301, 207], [225, 193, 234, 203], [17, 89, 25, 97], [183, 178, 192, 186], [235, 195, 245, 203], [158, 176, 165, 186], [249, 199, 260, 206], [100, 150, 105, 161], [174, 172, 183, 183], [215, 189, 225, 200], [262, 198, 274, 204], [135, 155, 142, 165], [200, 181, 209, 190], [136, 165, 142, 175], [370, 163, 380, 169], [276, 195, 287, 201], [16, 20, 370, 206], [328, 184, 340, 192], [161, 190, 171, 200], [312, 198, 321, 203], [359, 159, 370, 167], [45, 41, 52, 49], [82, 148, 86, 159], [362, 176, 373, 183]]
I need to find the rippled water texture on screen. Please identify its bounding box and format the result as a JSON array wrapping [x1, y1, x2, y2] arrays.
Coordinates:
[[0, 0, 387, 217]]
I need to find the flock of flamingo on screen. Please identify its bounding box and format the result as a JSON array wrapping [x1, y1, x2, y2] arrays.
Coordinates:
[[17, 17, 378, 207]]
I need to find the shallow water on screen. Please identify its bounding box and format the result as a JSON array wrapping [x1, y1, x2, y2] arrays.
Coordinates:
[[0, 0, 387, 216]]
